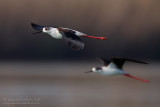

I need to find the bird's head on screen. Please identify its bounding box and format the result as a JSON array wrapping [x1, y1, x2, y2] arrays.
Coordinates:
[[42, 27, 52, 33], [85, 67, 102, 73]]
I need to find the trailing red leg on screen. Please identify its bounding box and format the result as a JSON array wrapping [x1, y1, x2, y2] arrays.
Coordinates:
[[82, 35, 108, 40], [124, 74, 149, 82]]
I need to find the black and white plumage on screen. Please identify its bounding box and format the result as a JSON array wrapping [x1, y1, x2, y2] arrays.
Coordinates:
[[99, 57, 148, 69], [31, 23, 107, 50], [86, 57, 149, 82]]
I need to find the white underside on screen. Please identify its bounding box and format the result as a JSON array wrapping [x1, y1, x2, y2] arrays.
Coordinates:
[[49, 29, 63, 39], [98, 63, 127, 76], [43, 28, 63, 39], [49, 32, 63, 39], [44, 27, 86, 39]]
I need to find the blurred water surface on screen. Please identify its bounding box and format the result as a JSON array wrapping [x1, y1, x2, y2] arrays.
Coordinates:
[[0, 61, 159, 107]]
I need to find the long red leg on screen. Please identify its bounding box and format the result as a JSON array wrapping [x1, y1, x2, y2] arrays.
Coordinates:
[[124, 74, 149, 82], [82, 35, 108, 40]]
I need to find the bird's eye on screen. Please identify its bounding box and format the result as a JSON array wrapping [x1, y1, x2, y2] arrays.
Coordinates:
[[45, 27, 51, 31]]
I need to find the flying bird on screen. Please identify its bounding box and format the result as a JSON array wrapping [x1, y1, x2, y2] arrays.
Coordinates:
[[86, 57, 149, 82], [31, 23, 107, 50]]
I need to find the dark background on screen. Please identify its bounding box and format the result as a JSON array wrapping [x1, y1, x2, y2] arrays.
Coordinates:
[[0, 0, 159, 61]]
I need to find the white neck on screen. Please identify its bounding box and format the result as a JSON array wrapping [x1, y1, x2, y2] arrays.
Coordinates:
[[44, 28, 63, 39]]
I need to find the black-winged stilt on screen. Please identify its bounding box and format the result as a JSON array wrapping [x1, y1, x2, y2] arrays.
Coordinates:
[[31, 23, 107, 50], [86, 57, 149, 82]]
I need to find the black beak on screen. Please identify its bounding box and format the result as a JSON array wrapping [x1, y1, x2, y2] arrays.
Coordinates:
[[85, 71, 93, 73], [33, 31, 42, 34]]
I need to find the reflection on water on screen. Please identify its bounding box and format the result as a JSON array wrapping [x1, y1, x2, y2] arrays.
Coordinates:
[[0, 61, 159, 107]]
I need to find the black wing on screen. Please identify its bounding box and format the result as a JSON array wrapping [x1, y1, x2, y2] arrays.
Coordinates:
[[58, 28, 84, 50], [98, 57, 111, 66], [111, 57, 148, 69], [31, 23, 46, 31]]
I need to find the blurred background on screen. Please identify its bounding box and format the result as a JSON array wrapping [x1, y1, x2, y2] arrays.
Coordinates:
[[0, 0, 160, 107]]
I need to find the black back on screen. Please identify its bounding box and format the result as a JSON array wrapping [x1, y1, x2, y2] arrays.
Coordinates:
[[111, 57, 148, 69], [99, 57, 148, 69]]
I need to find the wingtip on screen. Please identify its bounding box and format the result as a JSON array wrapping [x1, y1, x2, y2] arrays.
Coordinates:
[[31, 22, 37, 26], [143, 62, 149, 64], [111, 57, 149, 64], [31, 22, 35, 27], [30, 22, 45, 31], [31, 22, 34, 25]]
